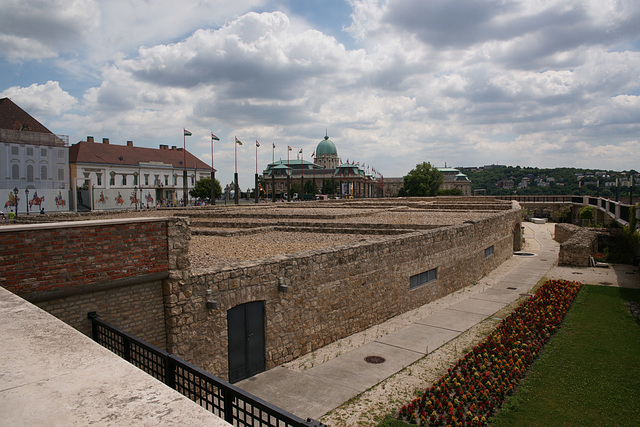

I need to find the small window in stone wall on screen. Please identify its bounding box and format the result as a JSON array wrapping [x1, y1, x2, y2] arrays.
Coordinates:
[[484, 245, 494, 258], [410, 267, 438, 290]]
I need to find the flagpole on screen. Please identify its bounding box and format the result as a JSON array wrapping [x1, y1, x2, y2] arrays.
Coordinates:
[[183, 129, 187, 207], [272, 143, 275, 202], [211, 133, 216, 205], [234, 137, 239, 205], [287, 146, 291, 202], [255, 141, 259, 204], [300, 148, 304, 200]]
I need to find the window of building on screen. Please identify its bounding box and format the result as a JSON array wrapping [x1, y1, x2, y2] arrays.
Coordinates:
[[27, 147, 34, 156], [133, 174, 138, 186], [11, 146, 19, 156], [190, 175, 195, 185], [12, 164, 19, 179], [41, 165, 47, 180], [410, 267, 438, 290], [173, 175, 177, 186], [84, 173, 90, 187], [164, 175, 169, 185], [109, 172, 115, 186], [154, 175, 160, 186], [27, 165, 34, 182], [145, 174, 149, 186], [484, 245, 494, 258], [41, 148, 47, 157], [96, 173, 102, 186], [58, 168, 64, 180], [58, 150, 64, 159], [122, 174, 127, 186]]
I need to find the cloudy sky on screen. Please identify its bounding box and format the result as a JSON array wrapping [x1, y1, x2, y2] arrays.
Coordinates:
[[1, 0, 639, 185]]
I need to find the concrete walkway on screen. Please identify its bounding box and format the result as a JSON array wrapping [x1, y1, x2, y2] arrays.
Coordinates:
[[238, 222, 565, 420]]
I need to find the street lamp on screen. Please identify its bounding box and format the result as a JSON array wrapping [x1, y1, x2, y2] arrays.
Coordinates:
[[13, 187, 18, 217], [134, 186, 138, 210], [25, 189, 29, 215]]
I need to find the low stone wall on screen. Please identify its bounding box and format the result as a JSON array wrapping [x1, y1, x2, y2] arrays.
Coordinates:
[[166, 205, 522, 380], [555, 223, 598, 267]]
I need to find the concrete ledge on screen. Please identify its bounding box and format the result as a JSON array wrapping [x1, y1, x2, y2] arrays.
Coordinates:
[[0, 287, 230, 427], [0, 216, 169, 233]]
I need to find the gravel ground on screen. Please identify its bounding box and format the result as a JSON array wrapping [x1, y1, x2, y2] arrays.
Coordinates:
[[189, 232, 385, 270]]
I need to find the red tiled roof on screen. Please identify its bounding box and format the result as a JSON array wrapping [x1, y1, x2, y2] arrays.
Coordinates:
[[69, 140, 212, 170], [0, 98, 54, 134]]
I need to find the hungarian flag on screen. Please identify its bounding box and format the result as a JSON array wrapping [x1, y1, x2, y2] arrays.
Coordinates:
[[184, 129, 192, 136], [235, 137, 242, 145], [288, 146, 292, 151], [256, 140, 260, 147], [299, 149, 303, 154], [211, 133, 220, 141], [272, 143, 275, 148]]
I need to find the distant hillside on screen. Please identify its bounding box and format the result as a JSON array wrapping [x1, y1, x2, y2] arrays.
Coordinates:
[[457, 165, 639, 197]]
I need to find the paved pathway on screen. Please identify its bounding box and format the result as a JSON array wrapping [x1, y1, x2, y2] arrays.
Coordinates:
[[237, 223, 561, 420]]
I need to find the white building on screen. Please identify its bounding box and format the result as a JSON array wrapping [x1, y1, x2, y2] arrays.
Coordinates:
[[0, 98, 70, 214], [69, 137, 212, 209]]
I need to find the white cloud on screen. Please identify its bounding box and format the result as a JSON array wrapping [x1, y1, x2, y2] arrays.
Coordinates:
[[1, 81, 77, 116]]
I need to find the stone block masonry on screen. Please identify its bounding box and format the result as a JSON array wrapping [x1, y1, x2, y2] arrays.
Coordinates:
[[555, 223, 598, 267], [167, 205, 522, 380]]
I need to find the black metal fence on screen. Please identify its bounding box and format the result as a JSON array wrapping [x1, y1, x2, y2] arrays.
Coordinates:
[[88, 312, 325, 427]]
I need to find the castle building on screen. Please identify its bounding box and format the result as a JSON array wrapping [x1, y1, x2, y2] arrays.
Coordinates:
[[262, 134, 382, 199]]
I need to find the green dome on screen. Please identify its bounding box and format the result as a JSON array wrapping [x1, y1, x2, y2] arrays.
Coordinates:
[[316, 135, 338, 157]]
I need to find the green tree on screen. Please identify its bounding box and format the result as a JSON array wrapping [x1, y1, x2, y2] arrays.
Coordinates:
[[438, 188, 463, 196], [189, 177, 222, 202], [399, 162, 444, 197]]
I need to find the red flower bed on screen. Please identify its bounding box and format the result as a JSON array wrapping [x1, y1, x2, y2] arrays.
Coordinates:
[[397, 279, 582, 426]]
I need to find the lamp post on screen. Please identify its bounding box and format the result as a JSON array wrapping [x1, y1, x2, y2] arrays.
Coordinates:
[[25, 189, 29, 215], [13, 187, 19, 217], [134, 186, 138, 209]]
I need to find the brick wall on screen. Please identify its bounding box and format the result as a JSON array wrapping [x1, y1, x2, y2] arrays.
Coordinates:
[[166, 205, 521, 380], [0, 218, 189, 349], [0, 220, 168, 295]]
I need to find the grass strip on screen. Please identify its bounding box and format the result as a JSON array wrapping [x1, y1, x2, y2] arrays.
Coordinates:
[[490, 285, 640, 426]]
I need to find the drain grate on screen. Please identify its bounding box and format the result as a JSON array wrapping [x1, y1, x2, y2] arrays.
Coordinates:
[[364, 355, 386, 364], [513, 252, 535, 256]]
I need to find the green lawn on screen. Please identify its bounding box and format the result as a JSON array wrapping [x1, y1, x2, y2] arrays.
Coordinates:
[[490, 284, 640, 426]]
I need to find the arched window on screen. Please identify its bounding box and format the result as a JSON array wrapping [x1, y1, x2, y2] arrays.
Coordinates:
[[41, 165, 47, 180], [12, 164, 19, 179]]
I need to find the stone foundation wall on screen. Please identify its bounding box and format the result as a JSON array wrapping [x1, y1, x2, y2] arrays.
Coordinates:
[[555, 223, 598, 267], [166, 206, 521, 380]]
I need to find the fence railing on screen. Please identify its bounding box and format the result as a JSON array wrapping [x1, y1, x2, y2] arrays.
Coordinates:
[[88, 312, 325, 427]]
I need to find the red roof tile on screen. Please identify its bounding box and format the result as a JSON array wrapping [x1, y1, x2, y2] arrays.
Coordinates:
[[69, 140, 212, 170]]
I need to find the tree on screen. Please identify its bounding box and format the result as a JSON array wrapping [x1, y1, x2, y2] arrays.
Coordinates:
[[190, 177, 222, 202], [399, 162, 444, 197]]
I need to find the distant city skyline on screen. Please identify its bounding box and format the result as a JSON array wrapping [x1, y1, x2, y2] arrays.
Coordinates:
[[1, 0, 639, 188]]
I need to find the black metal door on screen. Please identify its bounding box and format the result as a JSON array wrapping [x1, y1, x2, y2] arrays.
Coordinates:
[[227, 301, 266, 383]]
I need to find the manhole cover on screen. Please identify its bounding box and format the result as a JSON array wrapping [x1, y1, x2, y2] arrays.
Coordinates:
[[364, 355, 386, 364], [513, 252, 535, 256]]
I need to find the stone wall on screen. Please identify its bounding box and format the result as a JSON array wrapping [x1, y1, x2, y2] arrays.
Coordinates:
[[555, 223, 598, 267], [0, 217, 190, 349], [166, 205, 521, 380]]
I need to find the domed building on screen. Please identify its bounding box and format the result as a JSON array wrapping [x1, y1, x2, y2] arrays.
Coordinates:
[[314, 134, 340, 169], [262, 133, 382, 200]]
